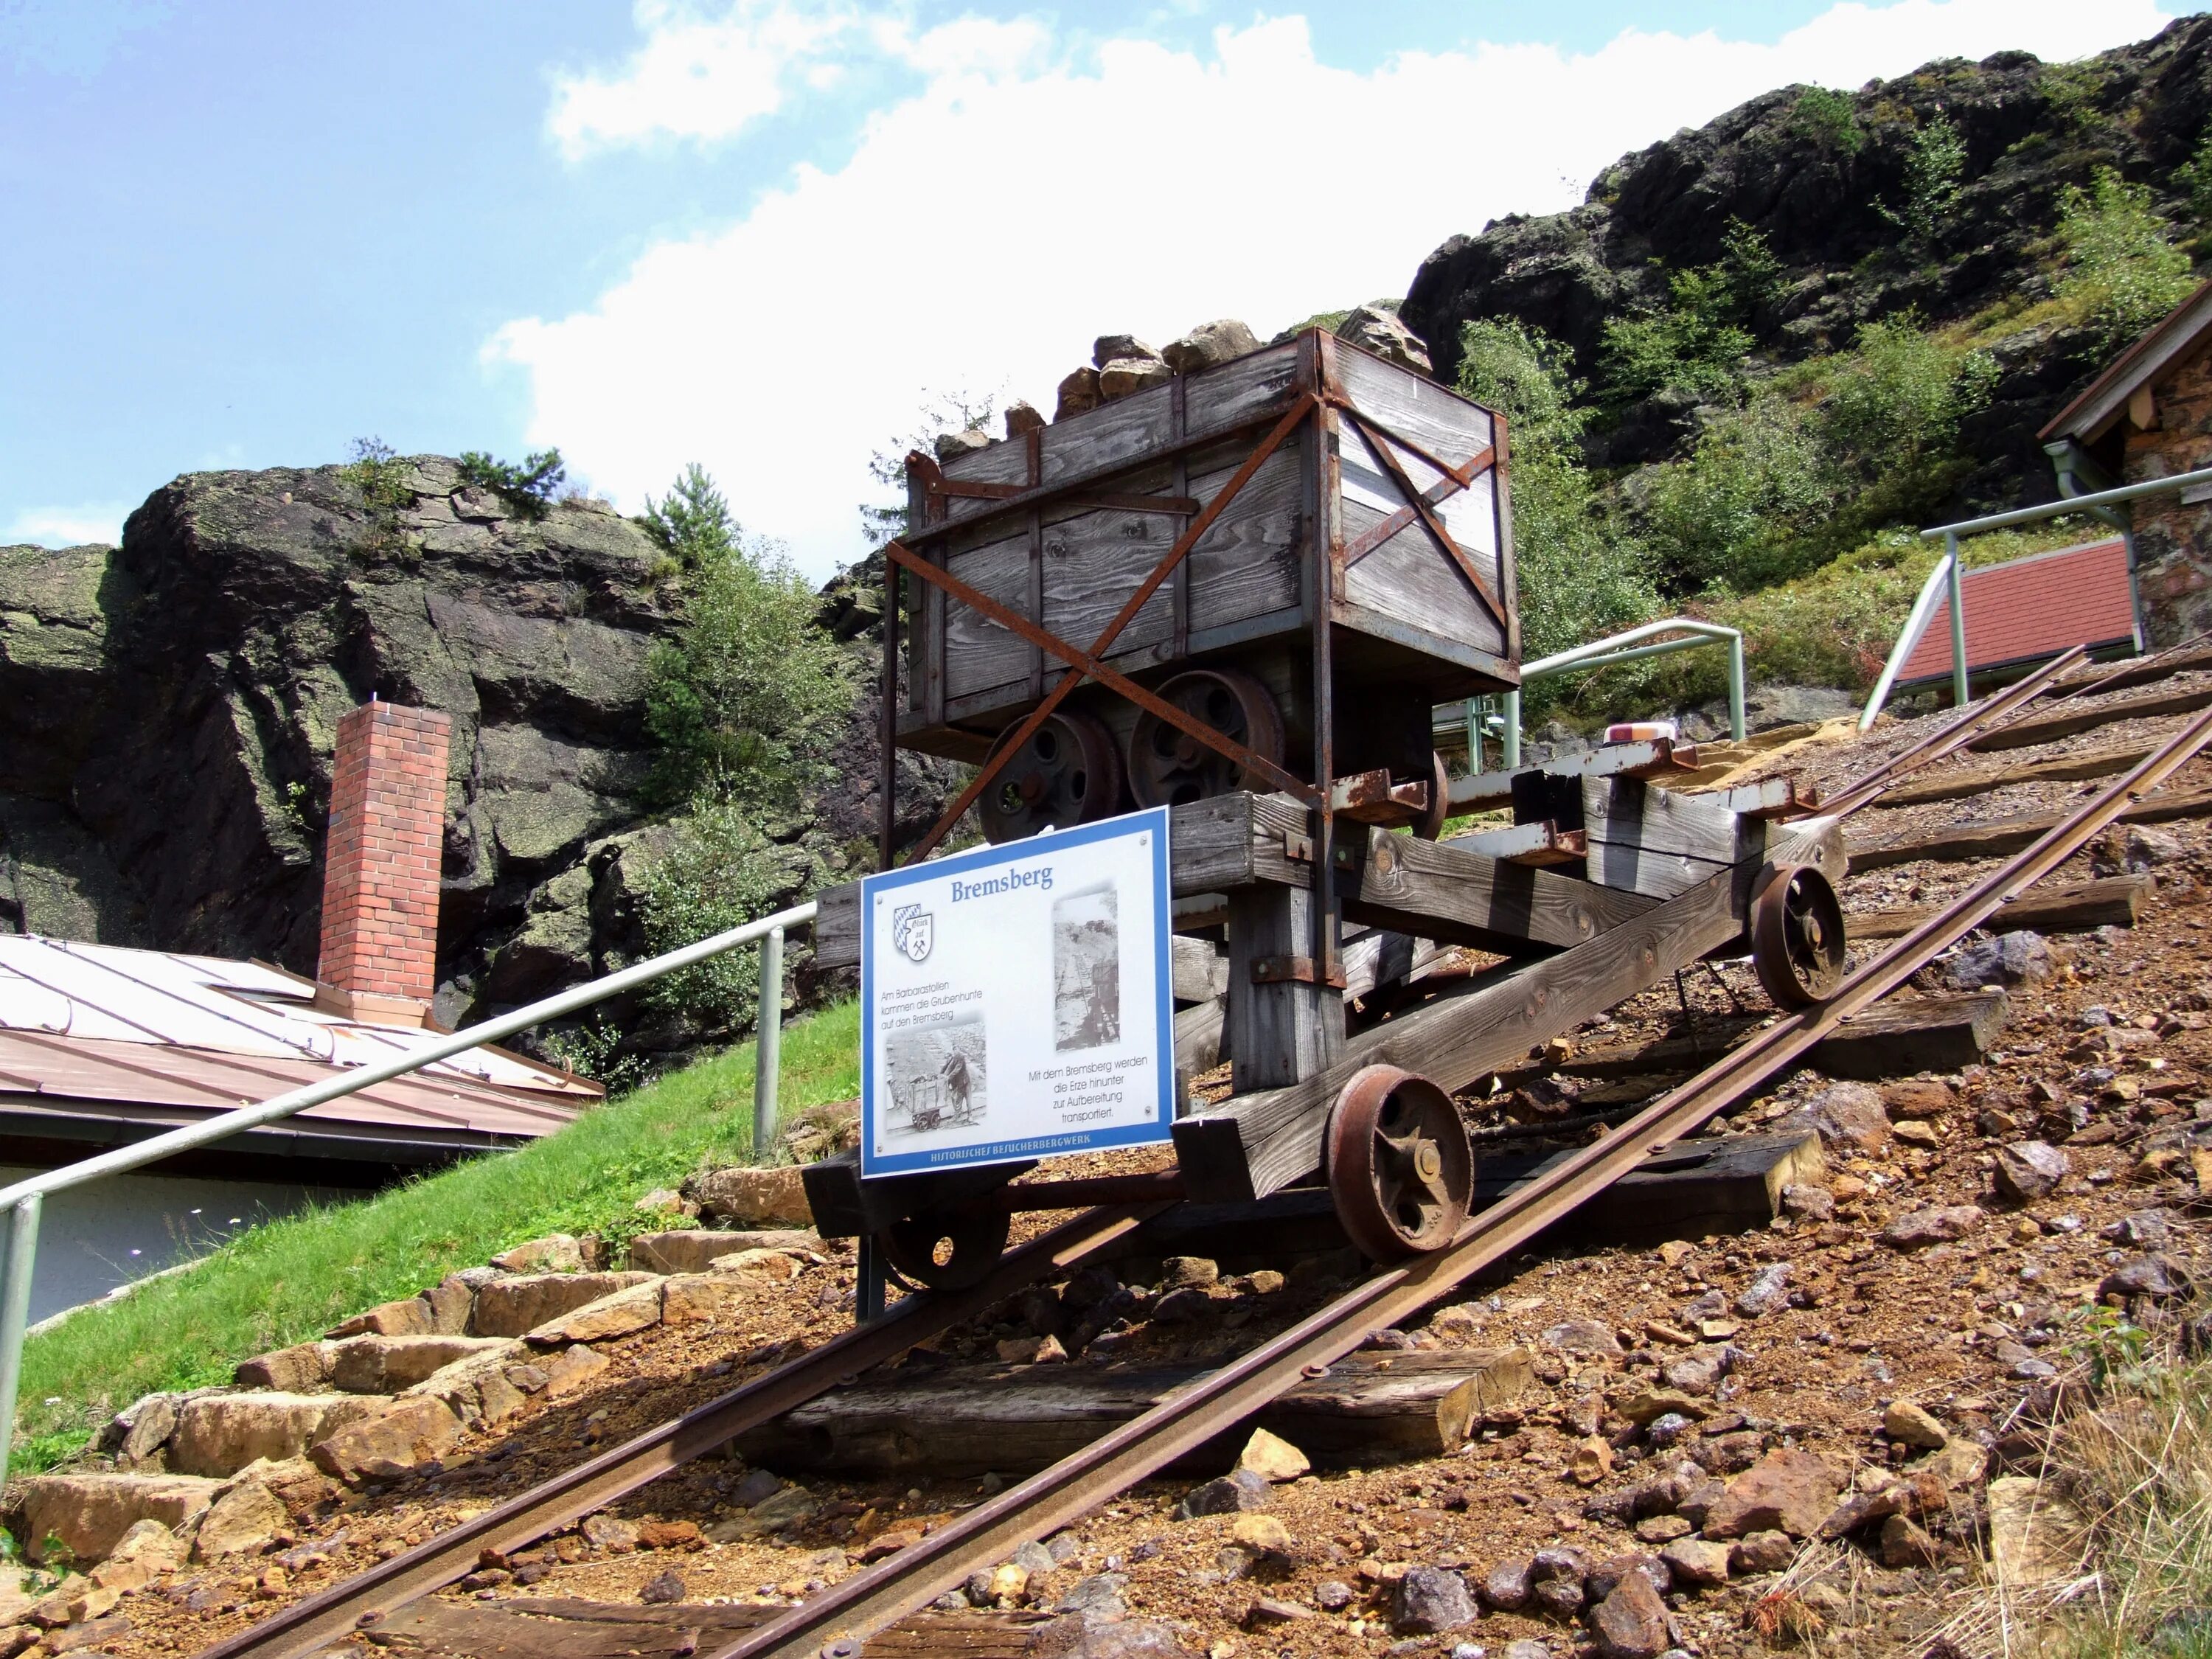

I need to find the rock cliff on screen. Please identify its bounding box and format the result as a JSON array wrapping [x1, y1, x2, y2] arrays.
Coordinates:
[[0, 459, 928, 1048]]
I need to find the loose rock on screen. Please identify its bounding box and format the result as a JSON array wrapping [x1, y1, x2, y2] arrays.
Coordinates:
[[1700, 1449, 1838, 1540], [1883, 1400, 1948, 1450], [1177, 1470, 1270, 1519], [1587, 1568, 1670, 1659], [1994, 1141, 2070, 1203], [1236, 1427, 1310, 1484], [1880, 1206, 1983, 1250], [1393, 1566, 1477, 1634]]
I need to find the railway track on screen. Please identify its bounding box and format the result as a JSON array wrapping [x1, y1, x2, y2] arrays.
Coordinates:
[[198, 675, 2212, 1659]]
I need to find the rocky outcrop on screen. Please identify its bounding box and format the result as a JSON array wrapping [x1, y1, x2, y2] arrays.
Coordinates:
[[1401, 16, 2212, 507], [0, 462, 950, 1061]]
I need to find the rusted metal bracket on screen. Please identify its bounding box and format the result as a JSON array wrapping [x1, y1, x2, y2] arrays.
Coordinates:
[[1453, 818, 1590, 866], [1251, 956, 1348, 989], [1329, 768, 1430, 826]]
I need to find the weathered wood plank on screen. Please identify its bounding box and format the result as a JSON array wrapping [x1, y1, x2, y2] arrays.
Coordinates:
[[1340, 492, 1500, 652], [731, 1349, 1533, 1477], [1335, 344, 1496, 493], [338, 1598, 1045, 1659], [1582, 776, 1764, 898], [1446, 740, 1698, 811], [1848, 875, 2151, 940], [1874, 741, 2156, 807], [1174, 998, 1225, 1106], [1133, 1131, 1823, 1271], [1172, 934, 1228, 1005], [1968, 684, 2212, 753], [1340, 826, 1655, 954], [1812, 991, 2010, 1079], [1225, 883, 1343, 1092], [1172, 819, 1846, 1201], [939, 530, 1035, 704], [1850, 785, 2212, 869]]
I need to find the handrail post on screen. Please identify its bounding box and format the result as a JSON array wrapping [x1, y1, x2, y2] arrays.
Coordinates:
[[1726, 631, 1747, 742], [1946, 532, 1969, 709], [0, 1194, 45, 1486], [1502, 688, 1521, 769], [754, 925, 785, 1160]]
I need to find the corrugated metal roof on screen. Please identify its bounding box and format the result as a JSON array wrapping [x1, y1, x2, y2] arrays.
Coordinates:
[[1896, 538, 2141, 685], [0, 936, 598, 1150]]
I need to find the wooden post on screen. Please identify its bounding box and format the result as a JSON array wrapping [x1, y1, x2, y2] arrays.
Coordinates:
[[1226, 876, 1343, 1093]]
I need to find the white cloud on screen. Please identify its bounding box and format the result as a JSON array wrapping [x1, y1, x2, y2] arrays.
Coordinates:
[[5, 504, 128, 547], [549, 0, 863, 158], [500, 0, 2177, 580]]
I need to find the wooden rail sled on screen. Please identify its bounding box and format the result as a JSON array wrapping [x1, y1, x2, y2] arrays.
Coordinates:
[[806, 327, 1844, 1286]]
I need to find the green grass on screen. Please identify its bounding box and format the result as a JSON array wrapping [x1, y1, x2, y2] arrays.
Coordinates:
[[13, 1001, 861, 1472]]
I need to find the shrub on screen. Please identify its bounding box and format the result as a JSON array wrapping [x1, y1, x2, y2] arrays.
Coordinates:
[[1636, 392, 1837, 592], [643, 463, 737, 574], [2056, 169, 2197, 344], [339, 437, 414, 557], [1455, 321, 1658, 667], [2175, 128, 2212, 227], [644, 468, 854, 810], [456, 448, 567, 520], [1879, 112, 1967, 244], [1790, 86, 1864, 155], [638, 799, 818, 1036], [1596, 223, 1775, 405]]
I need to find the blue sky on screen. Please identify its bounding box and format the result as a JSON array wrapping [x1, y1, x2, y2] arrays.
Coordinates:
[[0, 0, 2182, 575]]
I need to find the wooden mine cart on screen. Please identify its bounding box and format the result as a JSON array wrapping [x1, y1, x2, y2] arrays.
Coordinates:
[[807, 328, 1846, 1290]]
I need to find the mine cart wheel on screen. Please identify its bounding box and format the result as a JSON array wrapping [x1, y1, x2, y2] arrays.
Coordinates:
[[978, 709, 1125, 844], [1127, 669, 1287, 808], [1413, 750, 1451, 841], [1750, 862, 1848, 1009], [1324, 1065, 1474, 1262], [877, 1208, 1011, 1293]]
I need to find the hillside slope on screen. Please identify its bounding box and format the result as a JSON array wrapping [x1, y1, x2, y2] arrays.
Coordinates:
[[1404, 13, 2212, 515]]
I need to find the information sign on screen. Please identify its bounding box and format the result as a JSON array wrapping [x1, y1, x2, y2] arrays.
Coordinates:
[[860, 807, 1175, 1178]]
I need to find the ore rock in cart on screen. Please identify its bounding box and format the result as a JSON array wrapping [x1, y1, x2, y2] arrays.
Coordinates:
[[807, 327, 1847, 1289]]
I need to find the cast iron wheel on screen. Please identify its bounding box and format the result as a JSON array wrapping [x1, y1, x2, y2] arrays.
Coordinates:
[[978, 709, 1125, 844], [1126, 669, 1287, 808], [876, 1208, 1011, 1293], [1749, 861, 1848, 1009], [1324, 1065, 1474, 1261], [1413, 750, 1451, 841]]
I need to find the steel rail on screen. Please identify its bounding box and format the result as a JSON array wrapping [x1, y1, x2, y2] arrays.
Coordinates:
[[713, 700, 2212, 1659], [194, 1203, 1169, 1659], [1822, 644, 2087, 815]]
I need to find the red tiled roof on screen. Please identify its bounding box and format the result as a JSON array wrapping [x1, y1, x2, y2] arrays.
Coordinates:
[[1897, 538, 2140, 685]]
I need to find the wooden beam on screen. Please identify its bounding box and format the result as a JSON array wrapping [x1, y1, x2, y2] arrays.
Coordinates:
[[2045, 644, 2212, 698], [1581, 775, 1765, 899], [1447, 738, 1698, 812], [1338, 825, 1656, 955], [1692, 776, 1820, 820], [1848, 875, 2151, 941], [1849, 785, 2212, 870], [337, 1597, 1046, 1658], [1131, 1130, 1823, 1268], [1451, 819, 1588, 866], [730, 1349, 1534, 1477], [1226, 884, 1343, 1091], [1968, 684, 2212, 754], [1812, 991, 2010, 1080], [1171, 819, 1846, 1202], [1874, 741, 2155, 808], [1172, 935, 1228, 1005]]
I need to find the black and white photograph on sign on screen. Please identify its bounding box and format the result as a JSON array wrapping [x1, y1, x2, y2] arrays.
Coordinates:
[[1052, 883, 1121, 1051], [883, 1013, 987, 1138]]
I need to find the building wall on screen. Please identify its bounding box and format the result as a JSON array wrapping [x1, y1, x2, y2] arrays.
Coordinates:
[[2124, 344, 2212, 646]]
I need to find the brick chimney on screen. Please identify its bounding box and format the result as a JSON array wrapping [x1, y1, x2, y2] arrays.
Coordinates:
[[317, 700, 452, 1027]]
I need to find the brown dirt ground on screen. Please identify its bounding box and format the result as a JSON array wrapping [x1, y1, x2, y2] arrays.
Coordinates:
[[89, 691, 2212, 1659]]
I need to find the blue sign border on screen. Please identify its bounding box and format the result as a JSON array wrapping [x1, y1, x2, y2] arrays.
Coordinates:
[[860, 807, 1175, 1178]]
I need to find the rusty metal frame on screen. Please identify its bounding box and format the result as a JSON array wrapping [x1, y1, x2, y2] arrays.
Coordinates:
[[891, 392, 1323, 865]]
